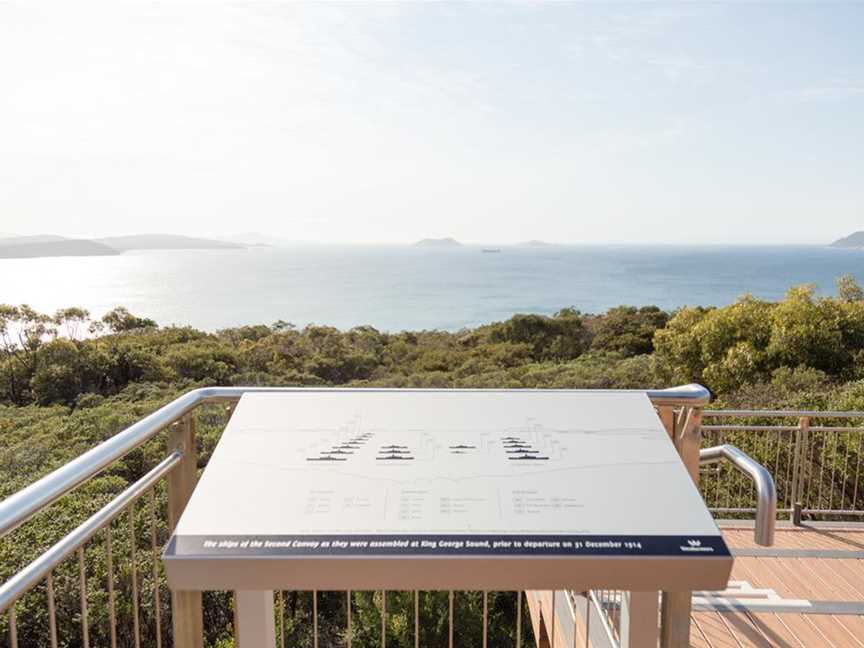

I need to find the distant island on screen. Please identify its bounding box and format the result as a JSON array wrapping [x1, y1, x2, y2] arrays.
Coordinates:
[[0, 234, 245, 259], [0, 238, 119, 259], [95, 234, 243, 251], [830, 232, 864, 248], [519, 240, 556, 247], [413, 237, 462, 247]]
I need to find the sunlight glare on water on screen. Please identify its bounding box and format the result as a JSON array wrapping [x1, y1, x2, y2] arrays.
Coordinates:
[[1, 245, 861, 332]]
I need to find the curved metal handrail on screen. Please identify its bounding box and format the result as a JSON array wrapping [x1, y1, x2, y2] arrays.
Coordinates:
[[0, 452, 182, 613], [704, 408, 864, 418], [700, 444, 776, 546], [0, 384, 711, 538], [644, 383, 710, 406]]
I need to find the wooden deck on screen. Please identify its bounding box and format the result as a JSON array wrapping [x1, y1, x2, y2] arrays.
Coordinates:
[[527, 523, 864, 647], [692, 524, 864, 647]]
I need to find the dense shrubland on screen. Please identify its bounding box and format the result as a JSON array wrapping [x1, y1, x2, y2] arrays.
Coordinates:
[[5, 277, 864, 646]]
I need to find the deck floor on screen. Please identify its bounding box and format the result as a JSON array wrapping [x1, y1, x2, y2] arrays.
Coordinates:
[[691, 524, 864, 647]]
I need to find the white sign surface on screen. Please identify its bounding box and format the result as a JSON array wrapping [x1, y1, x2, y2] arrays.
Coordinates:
[[164, 390, 731, 591]]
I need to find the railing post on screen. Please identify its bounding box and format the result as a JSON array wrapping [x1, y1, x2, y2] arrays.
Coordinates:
[[620, 591, 659, 648], [789, 417, 809, 525], [167, 415, 204, 648], [657, 406, 675, 441], [660, 405, 702, 648]]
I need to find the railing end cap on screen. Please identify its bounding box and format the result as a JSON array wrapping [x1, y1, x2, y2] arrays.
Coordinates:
[[647, 383, 711, 407]]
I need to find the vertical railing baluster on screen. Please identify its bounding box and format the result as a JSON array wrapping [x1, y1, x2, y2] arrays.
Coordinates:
[[790, 417, 808, 524], [853, 433, 863, 510], [828, 429, 840, 510], [129, 504, 141, 648], [817, 427, 827, 509], [448, 591, 454, 648], [346, 590, 352, 648], [516, 591, 522, 648], [8, 606, 17, 648], [78, 546, 90, 648], [805, 424, 815, 506], [581, 592, 589, 648], [380, 590, 386, 648], [414, 591, 419, 648], [783, 429, 794, 509], [550, 590, 556, 648], [149, 489, 162, 648], [313, 590, 318, 648], [805, 419, 816, 513], [106, 526, 118, 648], [277, 591, 285, 648], [839, 431, 852, 510], [772, 430, 782, 509], [47, 572, 58, 648], [722, 430, 732, 509], [482, 591, 488, 648]]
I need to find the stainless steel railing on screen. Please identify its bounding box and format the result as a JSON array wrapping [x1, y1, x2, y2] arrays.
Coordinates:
[[701, 409, 864, 522], [0, 383, 726, 648], [0, 385, 708, 539], [699, 444, 776, 546], [578, 444, 776, 648], [587, 590, 622, 647]]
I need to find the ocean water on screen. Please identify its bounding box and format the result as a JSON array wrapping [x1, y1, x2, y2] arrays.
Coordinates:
[[1, 245, 862, 332]]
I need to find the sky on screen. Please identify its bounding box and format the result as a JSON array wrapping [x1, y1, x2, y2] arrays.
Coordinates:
[[0, 1, 862, 245]]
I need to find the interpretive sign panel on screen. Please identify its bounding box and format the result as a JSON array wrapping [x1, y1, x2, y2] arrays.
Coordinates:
[[164, 390, 731, 591]]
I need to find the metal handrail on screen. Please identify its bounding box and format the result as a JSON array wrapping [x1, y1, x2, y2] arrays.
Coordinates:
[[704, 409, 864, 418], [0, 384, 710, 539], [0, 451, 183, 613], [700, 444, 776, 546], [644, 383, 710, 406]]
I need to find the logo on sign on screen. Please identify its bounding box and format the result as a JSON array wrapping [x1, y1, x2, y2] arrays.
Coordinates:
[[680, 538, 713, 553]]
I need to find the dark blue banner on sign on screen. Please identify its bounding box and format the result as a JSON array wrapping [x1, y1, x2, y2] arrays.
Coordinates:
[[167, 534, 730, 558]]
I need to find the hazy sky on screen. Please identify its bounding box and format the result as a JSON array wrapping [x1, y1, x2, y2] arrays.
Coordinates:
[[1, 2, 862, 244]]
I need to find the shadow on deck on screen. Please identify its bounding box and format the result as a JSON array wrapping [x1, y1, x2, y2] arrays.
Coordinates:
[[528, 522, 864, 648]]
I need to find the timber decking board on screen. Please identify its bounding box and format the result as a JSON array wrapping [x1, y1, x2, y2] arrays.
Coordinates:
[[685, 525, 864, 647]]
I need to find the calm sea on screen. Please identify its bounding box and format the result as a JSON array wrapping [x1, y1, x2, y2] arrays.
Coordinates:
[[1, 245, 862, 332]]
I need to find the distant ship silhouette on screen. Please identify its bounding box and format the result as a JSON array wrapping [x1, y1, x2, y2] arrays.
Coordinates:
[[508, 455, 549, 461], [506, 449, 539, 454], [376, 454, 414, 461], [449, 444, 476, 449], [307, 456, 348, 461]]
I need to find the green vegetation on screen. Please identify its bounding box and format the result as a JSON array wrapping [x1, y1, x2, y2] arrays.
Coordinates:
[[6, 276, 864, 646]]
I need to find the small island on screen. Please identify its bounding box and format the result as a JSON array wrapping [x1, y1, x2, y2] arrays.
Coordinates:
[[519, 240, 557, 247], [830, 232, 864, 248], [413, 237, 462, 248]]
